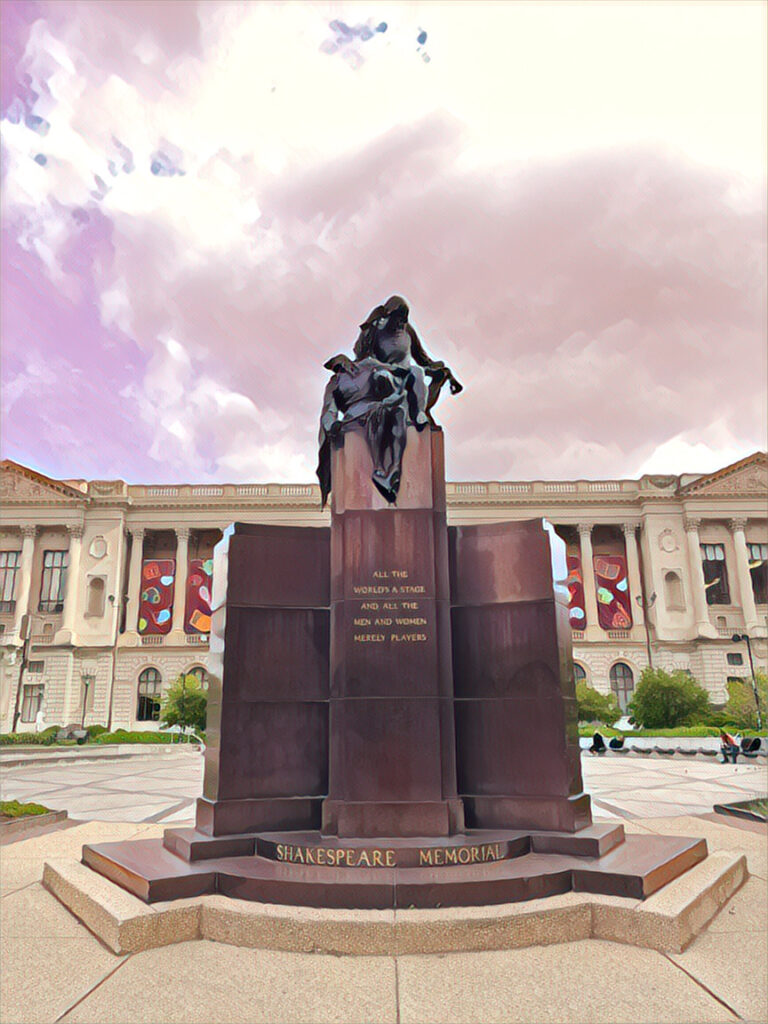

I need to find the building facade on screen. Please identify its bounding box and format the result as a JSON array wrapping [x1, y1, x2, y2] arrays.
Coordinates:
[[1, 453, 766, 733]]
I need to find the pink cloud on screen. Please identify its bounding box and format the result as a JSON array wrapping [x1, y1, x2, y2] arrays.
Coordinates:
[[1, 4, 764, 484]]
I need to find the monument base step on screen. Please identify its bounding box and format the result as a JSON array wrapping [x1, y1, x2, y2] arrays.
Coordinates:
[[80, 828, 707, 908], [162, 822, 626, 865], [43, 849, 747, 956]]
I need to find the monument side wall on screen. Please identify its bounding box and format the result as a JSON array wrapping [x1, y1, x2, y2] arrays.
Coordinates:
[[450, 520, 591, 832], [198, 523, 331, 836]]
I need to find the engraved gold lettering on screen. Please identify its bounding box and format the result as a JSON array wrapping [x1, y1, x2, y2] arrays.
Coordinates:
[[353, 618, 371, 626], [385, 850, 396, 867], [360, 602, 379, 610], [419, 849, 434, 866], [373, 571, 389, 578], [457, 848, 471, 864], [444, 848, 458, 864], [470, 847, 480, 863], [276, 844, 285, 861], [372, 850, 384, 867], [357, 850, 371, 867]]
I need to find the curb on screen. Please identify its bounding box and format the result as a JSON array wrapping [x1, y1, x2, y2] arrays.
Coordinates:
[[43, 849, 747, 957], [1, 809, 68, 840], [0, 745, 201, 769]]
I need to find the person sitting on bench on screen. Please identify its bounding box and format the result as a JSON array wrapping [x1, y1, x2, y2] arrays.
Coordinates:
[[719, 730, 740, 764], [609, 735, 625, 750], [589, 731, 607, 755]]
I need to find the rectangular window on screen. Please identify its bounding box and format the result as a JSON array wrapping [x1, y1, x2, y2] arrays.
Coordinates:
[[0, 551, 20, 612], [20, 683, 44, 723], [727, 652, 743, 665], [27, 661, 45, 674], [748, 542, 768, 605], [39, 550, 68, 613], [700, 544, 730, 605]]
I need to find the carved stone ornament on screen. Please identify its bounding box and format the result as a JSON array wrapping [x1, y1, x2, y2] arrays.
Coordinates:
[[658, 529, 679, 553], [89, 535, 108, 560], [647, 475, 677, 489], [688, 464, 768, 496], [0, 473, 46, 498]]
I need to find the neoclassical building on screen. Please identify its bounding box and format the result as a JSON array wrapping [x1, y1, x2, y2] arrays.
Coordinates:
[[0, 453, 766, 733]]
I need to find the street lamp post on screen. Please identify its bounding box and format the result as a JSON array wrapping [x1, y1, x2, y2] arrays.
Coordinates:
[[731, 633, 763, 731], [80, 673, 94, 729], [635, 592, 657, 669]]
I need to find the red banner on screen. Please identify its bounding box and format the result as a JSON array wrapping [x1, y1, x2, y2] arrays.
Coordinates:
[[565, 552, 587, 629], [138, 559, 175, 634], [185, 558, 213, 634], [594, 554, 632, 630]]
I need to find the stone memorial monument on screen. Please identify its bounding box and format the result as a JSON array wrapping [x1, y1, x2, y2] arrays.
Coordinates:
[[83, 297, 707, 908]]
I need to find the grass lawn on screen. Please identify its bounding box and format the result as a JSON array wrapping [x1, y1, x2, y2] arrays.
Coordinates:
[[0, 799, 52, 819]]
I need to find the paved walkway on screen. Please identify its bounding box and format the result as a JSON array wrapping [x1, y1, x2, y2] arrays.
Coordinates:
[[1, 750, 765, 824], [0, 814, 765, 1023]]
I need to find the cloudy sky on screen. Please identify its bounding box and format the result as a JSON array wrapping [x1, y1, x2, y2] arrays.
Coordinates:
[[1, 1, 765, 485]]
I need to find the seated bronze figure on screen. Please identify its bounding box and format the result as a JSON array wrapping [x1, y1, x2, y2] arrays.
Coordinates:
[[317, 296, 463, 505]]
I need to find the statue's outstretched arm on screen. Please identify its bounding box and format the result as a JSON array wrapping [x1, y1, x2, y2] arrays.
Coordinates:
[[407, 324, 463, 394]]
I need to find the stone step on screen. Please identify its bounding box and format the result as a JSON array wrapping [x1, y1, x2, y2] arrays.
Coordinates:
[[81, 830, 706, 907], [43, 848, 747, 956]]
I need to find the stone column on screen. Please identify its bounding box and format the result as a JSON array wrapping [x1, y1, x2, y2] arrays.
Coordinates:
[[577, 522, 600, 639], [60, 524, 84, 635], [12, 526, 37, 642], [684, 517, 716, 638], [126, 528, 145, 632], [621, 523, 645, 628], [730, 518, 759, 632], [171, 527, 191, 634]]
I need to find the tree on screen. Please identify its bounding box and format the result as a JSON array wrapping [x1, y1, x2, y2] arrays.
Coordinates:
[[575, 681, 621, 726], [722, 671, 767, 731], [629, 668, 711, 729], [160, 674, 207, 735]]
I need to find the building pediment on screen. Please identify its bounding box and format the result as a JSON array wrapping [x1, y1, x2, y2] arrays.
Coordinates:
[[0, 460, 87, 503], [679, 452, 767, 497]]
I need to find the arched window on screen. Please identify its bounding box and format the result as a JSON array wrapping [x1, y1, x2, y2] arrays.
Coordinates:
[[187, 665, 208, 690], [664, 571, 685, 611], [137, 667, 162, 722], [609, 662, 634, 712], [573, 663, 587, 684], [86, 577, 106, 617]]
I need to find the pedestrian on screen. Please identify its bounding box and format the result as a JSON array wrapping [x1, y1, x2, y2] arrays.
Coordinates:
[[719, 730, 739, 764]]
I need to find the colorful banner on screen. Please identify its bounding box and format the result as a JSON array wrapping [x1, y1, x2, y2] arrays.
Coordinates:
[[185, 558, 213, 634], [565, 550, 587, 629], [138, 559, 175, 635], [593, 554, 633, 630]]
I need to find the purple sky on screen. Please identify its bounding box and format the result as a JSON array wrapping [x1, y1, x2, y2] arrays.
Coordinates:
[[1, 2, 766, 484]]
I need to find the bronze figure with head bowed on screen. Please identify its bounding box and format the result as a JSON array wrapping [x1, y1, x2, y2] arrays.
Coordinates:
[[317, 296, 463, 506]]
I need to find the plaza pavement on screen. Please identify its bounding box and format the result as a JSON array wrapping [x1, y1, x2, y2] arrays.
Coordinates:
[[0, 752, 766, 1024], [1, 748, 765, 825]]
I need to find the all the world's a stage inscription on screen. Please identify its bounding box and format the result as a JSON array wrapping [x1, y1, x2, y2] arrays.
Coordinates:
[[352, 568, 429, 644]]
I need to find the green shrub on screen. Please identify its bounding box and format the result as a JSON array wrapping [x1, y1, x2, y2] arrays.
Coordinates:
[[1, 800, 51, 818], [160, 674, 207, 734], [0, 727, 61, 746], [86, 724, 108, 737], [91, 730, 174, 744], [629, 668, 711, 729], [575, 681, 621, 726], [722, 672, 767, 731]]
